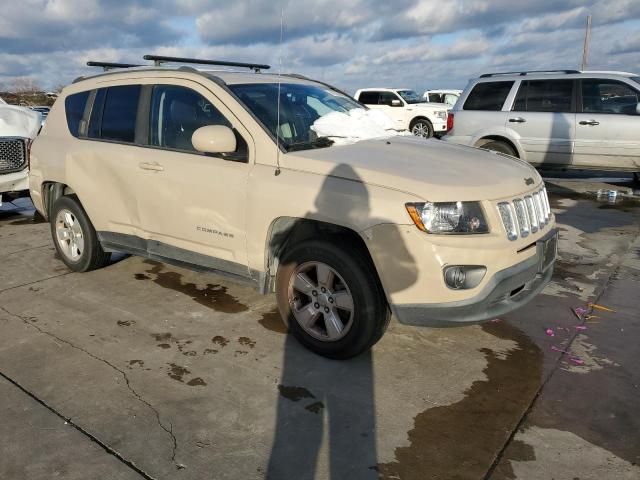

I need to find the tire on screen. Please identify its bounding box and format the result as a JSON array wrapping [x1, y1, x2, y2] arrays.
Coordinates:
[[276, 239, 390, 359], [480, 140, 518, 157], [50, 195, 111, 272], [410, 118, 434, 139]]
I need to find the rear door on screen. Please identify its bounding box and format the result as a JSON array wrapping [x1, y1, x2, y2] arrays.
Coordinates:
[[79, 84, 146, 234], [574, 78, 640, 170], [507, 79, 575, 167]]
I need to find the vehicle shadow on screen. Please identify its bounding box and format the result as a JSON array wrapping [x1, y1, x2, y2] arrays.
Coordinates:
[[266, 163, 417, 479]]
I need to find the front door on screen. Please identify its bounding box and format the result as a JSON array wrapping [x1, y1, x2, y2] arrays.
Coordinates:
[[574, 78, 640, 170], [136, 81, 252, 276], [507, 79, 575, 167]]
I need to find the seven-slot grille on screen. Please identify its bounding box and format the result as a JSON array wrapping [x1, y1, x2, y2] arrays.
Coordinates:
[[497, 187, 551, 241], [0, 138, 27, 173]]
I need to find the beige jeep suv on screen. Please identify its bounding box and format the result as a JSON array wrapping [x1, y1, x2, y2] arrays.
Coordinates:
[[29, 56, 557, 359]]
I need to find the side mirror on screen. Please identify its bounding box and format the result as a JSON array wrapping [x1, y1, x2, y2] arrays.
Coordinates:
[[391, 99, 402, 107], [636, 103, 640, 115], [192, 125, 236, 154]]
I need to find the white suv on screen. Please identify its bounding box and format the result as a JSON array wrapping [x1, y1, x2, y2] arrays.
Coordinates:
[[443, 70, 640, 174], [354, 88, 449, 138], [0, 96, 41, 202]]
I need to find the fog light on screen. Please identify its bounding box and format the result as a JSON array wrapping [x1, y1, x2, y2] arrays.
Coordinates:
[[443, 265, 487, 290]]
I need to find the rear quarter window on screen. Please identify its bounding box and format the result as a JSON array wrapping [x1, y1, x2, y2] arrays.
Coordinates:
[[463, 81, 514, 111], [64, 91, 90, 137]]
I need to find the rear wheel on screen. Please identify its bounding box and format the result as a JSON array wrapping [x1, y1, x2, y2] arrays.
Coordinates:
[[479, 139, 518, 157], [51, 195, 111, 272], [410, 118, 434, 139], [276, 239, 390, 359]]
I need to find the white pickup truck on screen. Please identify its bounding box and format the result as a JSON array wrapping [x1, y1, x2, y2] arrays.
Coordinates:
[[0, 96, 41, 202], [354, 88, 449, 138]]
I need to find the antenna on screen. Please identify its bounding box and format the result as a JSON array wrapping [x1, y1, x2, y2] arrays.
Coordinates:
[[274, 8, 284, 176], [581, 15, 592, 71]]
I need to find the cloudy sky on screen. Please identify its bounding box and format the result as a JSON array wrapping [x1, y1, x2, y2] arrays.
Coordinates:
[[1, 0, 639, 94]]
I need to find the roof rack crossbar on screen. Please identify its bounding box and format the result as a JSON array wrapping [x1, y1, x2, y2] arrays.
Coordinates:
[[86, 61, 142, 71], [143, 55, 270, 73], [479, 69, 580, 78]]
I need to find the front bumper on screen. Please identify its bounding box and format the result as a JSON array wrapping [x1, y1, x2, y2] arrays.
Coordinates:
[[0, 169, 29, 195], [392, 229, 557, 326]]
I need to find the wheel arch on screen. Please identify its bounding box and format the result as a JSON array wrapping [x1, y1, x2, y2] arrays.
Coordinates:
[[263, 216, 383, 294], [474, 135, 522, 158], [41, 181, 77, 220], [409, 115, 433, 127]]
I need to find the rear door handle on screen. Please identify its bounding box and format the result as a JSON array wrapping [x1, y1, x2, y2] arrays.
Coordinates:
[[138, 162, 164, 171], [508, 117, 526, 123], [579, 120, 600, 126]]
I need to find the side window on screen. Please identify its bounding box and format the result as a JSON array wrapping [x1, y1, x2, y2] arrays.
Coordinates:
[[513, 80, 573, 113], [582, 79, 640, 115], [444, 94, 458, 106], [101, 85, 141, 142], [150, 85, 247, 159], [65, 91, 90, 138], [358, 91, 380, 105], [463, 81, 514, 111], [379, 91, 400, 106], [88, 85, 141, 142]]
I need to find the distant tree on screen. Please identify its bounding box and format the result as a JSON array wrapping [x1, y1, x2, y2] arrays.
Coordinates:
[[9, 77, 42, 94], [53, 83, 67, 94]]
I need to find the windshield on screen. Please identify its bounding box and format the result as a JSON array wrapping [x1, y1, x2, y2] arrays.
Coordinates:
[[229, 82, 362, 150], [632, 77, 640, 86], [397, 90, 423, 104]]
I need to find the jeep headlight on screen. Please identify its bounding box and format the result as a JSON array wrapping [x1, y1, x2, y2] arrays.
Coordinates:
[[436, 111, 447, 120], [406, 201, 489, 234]]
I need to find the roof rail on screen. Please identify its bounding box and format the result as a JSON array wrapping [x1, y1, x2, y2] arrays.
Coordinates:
[[479, 69, 580, 78], [143, 55, 270, 73], [86, 61, 142, 71]]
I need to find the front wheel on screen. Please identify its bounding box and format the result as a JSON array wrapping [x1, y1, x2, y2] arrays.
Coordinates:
[[410, 118, 434, 139], [276, 239, 390, 359]]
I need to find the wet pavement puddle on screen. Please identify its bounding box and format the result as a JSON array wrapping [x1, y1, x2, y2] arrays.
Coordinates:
[[378, 321, 543, 480], [137, 260, 249, 313]]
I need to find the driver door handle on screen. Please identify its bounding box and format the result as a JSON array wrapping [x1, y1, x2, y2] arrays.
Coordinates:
[[579, 120, 600, 126], [138, 162, 164, 172], [509, 117, 526, 123]]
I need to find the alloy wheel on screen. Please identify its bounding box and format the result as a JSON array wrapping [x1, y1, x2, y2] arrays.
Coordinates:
[[55, 209, 85, 261], [288, 261, 354, 342]]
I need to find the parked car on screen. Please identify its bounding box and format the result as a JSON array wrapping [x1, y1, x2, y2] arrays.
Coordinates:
[[30, 56, 556, 359], [443, 70, 640, 174], [423, 89, 462, 107], [354, 88, 449, 138], [0, 96, 41, 203]]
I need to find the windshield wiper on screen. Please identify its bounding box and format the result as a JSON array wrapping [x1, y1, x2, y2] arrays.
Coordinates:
[[284, 136, 334, 152]]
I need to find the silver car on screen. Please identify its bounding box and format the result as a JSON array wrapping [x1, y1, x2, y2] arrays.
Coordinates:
[[443, 70, 640, 176]]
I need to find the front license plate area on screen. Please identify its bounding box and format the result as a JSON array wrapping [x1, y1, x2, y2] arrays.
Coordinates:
[[537, 232, 558, 273]]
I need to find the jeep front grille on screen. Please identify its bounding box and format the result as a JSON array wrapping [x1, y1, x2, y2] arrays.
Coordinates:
[[497, 187, 551, 241], [0, 138, 27, 174]]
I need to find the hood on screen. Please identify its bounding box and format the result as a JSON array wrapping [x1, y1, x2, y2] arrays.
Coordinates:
[[283, 136, 542, 202], [0, 104, 41, 138]]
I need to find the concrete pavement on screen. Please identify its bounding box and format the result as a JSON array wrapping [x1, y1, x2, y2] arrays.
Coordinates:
[[0, 176, 639, 480]]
